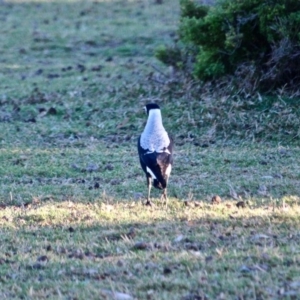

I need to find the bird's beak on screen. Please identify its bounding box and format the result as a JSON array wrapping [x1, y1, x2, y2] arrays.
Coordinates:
[[143, 106, 147, 114]]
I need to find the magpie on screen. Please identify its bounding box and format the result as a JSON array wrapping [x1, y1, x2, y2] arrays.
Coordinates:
[[138, 103, 173, 206]]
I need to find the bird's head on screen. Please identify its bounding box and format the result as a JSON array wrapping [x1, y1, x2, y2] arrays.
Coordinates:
[[144, 103, 160, 115]]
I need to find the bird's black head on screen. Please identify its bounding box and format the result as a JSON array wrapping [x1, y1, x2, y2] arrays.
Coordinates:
[[144, 103, 160, 115]]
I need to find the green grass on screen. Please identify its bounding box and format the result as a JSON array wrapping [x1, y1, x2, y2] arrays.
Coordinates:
[[0, 0, 300, 299]]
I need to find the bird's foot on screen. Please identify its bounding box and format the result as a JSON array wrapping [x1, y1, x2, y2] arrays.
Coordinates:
[[145, 200, 154, 206]]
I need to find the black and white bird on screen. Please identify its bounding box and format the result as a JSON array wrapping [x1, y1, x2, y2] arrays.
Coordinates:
[[138, 103, 173, 206]]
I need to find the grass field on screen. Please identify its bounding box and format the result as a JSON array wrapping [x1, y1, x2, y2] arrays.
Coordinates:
[[0, 0, 300, 299]]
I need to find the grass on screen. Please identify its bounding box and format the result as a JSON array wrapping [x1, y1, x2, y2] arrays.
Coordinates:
[[0, 0, 300, 299]]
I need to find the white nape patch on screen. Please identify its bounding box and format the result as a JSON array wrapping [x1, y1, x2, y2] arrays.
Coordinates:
[[146, 167, 157, 179], [165, 164, 172, 176], [140, 109, 170, 152]]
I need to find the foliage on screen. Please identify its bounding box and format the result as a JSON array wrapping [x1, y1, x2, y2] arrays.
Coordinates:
[[155, 45, 183, 69], [157, 0, 300, 93]]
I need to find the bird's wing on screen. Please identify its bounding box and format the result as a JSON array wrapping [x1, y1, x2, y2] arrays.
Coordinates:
[[165, 134, 174, 163], [156, 135, 173, 174], [138, 135, 173, 187], [137, 136, 148, 173]]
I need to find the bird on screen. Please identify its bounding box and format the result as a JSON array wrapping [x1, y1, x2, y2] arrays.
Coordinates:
[[137, 103, 173, 206]]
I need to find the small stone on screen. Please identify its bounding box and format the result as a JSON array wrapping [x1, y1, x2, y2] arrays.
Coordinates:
[[205, 256, 213, 263], [105, 164, 114, 171], [126, 227, 136, 239], [236, 201, 246, 208], [132, 242, 149, 250], [163, 266, 172, 274], [117, 260, 124, 267], [164, 267, 172, 275], [47, 107, 57, 115], [184, 201, 192, 207], [174, 235, 184, 243], [68, 227, 75, 233], [37, 255, 48, 262], [239, 265, 252, 273]]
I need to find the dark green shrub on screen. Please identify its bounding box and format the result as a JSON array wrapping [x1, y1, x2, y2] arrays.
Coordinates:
[[157, 0, 300, 92], [155, 45, 183, 69]]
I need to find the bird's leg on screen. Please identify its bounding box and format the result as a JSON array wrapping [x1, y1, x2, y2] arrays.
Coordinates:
[[161, 188, 168, 206], [161, 176, 169, 206], [145, 176, 153, 206]]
